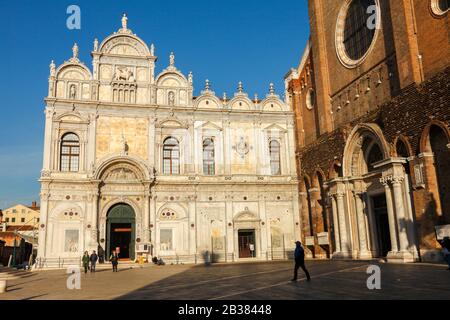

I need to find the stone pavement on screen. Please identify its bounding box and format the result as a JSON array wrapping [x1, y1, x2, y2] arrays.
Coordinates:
[[0, 260, 449, 300]]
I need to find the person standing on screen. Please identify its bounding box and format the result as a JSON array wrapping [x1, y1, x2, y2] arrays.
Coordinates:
[[82, 251, 90, 274], [90, 250, 98, 273], [442, 237, 450, 270], [291, 241, 311, 282], [110, 250, 119, 272]]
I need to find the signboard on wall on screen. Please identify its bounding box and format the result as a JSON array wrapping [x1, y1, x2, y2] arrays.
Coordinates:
[[305, 236, 315, 246], [435, 225, 450, 240], [317, 232, 330, 245]]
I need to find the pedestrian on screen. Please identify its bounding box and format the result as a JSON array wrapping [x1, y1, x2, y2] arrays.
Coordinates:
[[90, 250, 98, 273], [110, 250, 119, 272], [291, 241, 311, 282], [442, 237, 450, 270], [82, 251, 90, 274]]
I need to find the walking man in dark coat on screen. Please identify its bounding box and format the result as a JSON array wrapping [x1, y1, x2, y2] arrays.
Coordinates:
[[90, 250, 98, 273], [291, 241, 311, 282]]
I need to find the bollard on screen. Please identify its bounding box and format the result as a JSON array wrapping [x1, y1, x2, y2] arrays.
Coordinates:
[[0, 280, 7, 293]]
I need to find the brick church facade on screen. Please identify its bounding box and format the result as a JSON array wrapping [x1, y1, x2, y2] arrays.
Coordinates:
[[285, 0, 449, 262]]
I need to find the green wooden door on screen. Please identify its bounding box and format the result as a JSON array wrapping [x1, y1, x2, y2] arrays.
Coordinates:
[[106, 204, 136, 260]]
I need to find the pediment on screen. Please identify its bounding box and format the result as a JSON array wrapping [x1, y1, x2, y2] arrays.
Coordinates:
[[157, 117, 188, 129], [55, 112, 88, 123], [196, 121, 223, 131], [264, 124, 287, 133]]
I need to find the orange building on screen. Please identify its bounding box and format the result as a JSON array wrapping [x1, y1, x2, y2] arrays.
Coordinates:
[[286, 0, 449, 262]]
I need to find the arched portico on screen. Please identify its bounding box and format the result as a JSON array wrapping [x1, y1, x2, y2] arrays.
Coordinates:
[[329, 124, 418, 262]]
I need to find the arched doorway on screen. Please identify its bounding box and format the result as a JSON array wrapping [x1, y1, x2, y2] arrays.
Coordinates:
[[107, 204, 136, 261], [339, 124, 393, 259], [429, 125, 450, 223]]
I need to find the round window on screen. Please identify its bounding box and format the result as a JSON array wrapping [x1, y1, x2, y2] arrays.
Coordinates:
[[431, 0, 449, 15], [336, 0, 380, 68], [306, 89, 316, 110]]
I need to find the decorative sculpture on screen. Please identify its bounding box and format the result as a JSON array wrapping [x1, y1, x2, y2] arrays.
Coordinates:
[[69, 84, 76, 99], [114, 66, 134, 81], [168, 91, 175, 106], [72, 43, 79, 59], [50, 60, 56, 77], [150, 43, 155, 56], [170, 52, 175, 66], [122, 13, 128, 30], [93, 38, 98, 52], [233, 136, 252, 159]]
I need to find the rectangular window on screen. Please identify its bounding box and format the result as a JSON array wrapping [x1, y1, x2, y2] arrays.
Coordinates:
[[12, 218, 16, 223], [5, 218, 9, 222], [21, 218, 25, 223]]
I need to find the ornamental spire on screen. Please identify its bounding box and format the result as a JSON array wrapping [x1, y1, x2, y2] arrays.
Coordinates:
[[269, 83, 275, 95], [237, 81, 243, 93]]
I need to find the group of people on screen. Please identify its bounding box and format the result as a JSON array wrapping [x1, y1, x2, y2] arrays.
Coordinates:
[[80, 237, 449, 277], [82, 251, 99, 274], [82, 250, 120, 273]]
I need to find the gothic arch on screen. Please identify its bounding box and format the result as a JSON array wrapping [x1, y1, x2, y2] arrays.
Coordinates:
[[419, 120, 450, 153], [328, 159, 343, 179], [342, 123, 390, 177], [393, 135, 414, 158]]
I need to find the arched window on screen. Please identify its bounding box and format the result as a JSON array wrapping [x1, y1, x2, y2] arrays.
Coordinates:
[[366, 142, 383, 173], [269, 140, 281, 175], [163, 137, 180, 175], [203, 138, 215, 175], [60, 133, 80, 172]]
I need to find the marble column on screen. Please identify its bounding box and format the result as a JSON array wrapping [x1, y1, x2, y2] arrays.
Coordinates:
[[381, 177, 399, 253], [42, 109, 53, 171], [37, 192, 50, 258], [87, 192, 99, 250], [330, 195, 341, 253], [336, 192, 349, 255], [354, 192, 369, 257], [143, 194, 150, 243], [392, 177, 409, 252]]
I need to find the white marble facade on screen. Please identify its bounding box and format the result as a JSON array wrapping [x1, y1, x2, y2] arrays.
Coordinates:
[[37, 15, 300, 264]]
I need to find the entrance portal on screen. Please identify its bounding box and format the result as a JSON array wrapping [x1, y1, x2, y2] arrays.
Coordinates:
[[238, 230, 256, 258], [372, 195, 392, 257], [107, 204, 136, 261]]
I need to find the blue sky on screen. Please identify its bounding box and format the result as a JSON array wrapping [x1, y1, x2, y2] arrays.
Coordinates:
[[0, 0, 310, 209]]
